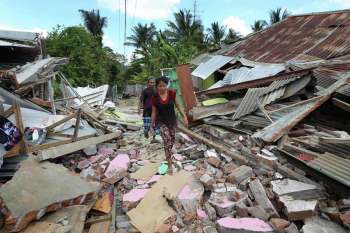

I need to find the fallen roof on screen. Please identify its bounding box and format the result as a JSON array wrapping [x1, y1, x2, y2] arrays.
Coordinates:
[[0, 30, 38, 41], [191, 55, 233, 79], [226, 10, 350, 64]]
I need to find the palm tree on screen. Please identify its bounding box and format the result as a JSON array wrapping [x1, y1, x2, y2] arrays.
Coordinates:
[[165, 9, 203, 43], [251, 20, 268, 33], [125, 23, 157, 51], [269, 7, 291, 25], [206, 22, 226, 48], [79, 9, 108, 46], [224, 29, 242, 42]]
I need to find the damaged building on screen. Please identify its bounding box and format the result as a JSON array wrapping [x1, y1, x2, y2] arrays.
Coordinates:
[[0, 9, 350, 233]]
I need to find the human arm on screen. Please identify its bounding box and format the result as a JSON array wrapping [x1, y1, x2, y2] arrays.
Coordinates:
[[150, 105, 157, 136], [138, 99, 143, 115], [174, 96, 188, 127]]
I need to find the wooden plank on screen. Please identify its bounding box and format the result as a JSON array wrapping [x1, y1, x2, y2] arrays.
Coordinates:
[[2, 106, 14, 118], [13, 100, 28, 154], [315, 125, 342, 138], [28, 138, 73, 152], [177, 124, 249, 164], [85, 214, 111, 227], [284, 143, 321, 158], [47, 111, 78, 130], [332, 97, 350, 113], [175, 64, 199, 125], [256, 100, 273, 123], [268, 96, 323, 114], [73, 109, 81, 141], [4, 149, 21, 159], [88, 220, 111, 233], [77, 133, 96, 140], [37, 132, 121, 161], [319, 137, 350, 144], [95, 106, 109, 119]]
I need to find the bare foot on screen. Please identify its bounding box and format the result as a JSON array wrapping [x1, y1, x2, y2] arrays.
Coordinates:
[[166, 166, 173, 176]]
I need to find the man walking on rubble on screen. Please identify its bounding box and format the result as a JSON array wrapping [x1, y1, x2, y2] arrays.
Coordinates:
[[138, 76, 160, 143]]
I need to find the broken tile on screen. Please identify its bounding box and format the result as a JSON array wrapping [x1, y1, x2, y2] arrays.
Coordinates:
[[217, 217, 274, 232], [123, 189, 150, 212], [301, 216, 349, 233]]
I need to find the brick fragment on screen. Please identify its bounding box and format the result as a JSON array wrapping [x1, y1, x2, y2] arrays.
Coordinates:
[[207, 157, 221, 167], [200, 174, 216, 190], [236, 202, 249, 217], [156, 224, 171, 233], [269, 218, 290, 233]]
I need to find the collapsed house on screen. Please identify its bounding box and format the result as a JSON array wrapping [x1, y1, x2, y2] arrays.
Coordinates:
[[1, 9, 350, 233]]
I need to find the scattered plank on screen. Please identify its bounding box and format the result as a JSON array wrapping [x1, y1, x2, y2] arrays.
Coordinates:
[[85, 214, 112, 227]]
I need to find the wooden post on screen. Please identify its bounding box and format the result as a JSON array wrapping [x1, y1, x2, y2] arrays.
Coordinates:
[[73, 108, 81, 142], [12, 100, 28, 154], [175, 63, 198, 125]]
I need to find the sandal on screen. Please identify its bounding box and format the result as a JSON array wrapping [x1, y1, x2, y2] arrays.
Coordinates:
[[144, 131, 149, 139], [150, 139, 160, 144]]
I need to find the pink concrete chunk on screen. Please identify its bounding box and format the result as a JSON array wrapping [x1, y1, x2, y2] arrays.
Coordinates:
[[173, 154, 182, 160], [137, 175, 163, 185], [130, 159, 137, 162], [70, 160, 75, 164], [130, 149, 136, 155], [105, 154, 129, 174], [178, 176, 204, 200], [179, 132, 196, 143], [100, 158, 109, 165], [183, 144, 197, 151], [197, 209, 209, 220], [137, 160, 151, 165], [77, 154, 103, 169], [218, 217, 274, 232], [172, 226, 179, 232], [123, 189, 150, 202], [184, 165, 196, 171], [98, 149, 114, 155]]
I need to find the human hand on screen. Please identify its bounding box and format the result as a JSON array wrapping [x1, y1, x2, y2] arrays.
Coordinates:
[[138, 109, 142, 115], [150, 127, 156, 136], [183, 117, 188, 127]]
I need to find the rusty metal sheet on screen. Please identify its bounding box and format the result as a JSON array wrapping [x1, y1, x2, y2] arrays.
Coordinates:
[[226, 11, 350, 63], [252, 72, 350, 142], [192, 100, 240, 120], [192, 55, 233, 79], [308, 152, 350, 187], [232, 88, 266, 120]]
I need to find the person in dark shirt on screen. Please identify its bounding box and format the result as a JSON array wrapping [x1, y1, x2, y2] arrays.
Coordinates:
[[138, 76, 159, 143], [150, 76, 188, 175]]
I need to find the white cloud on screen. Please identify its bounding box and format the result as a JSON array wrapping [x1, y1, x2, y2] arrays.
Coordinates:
[[103, 35, 115, 47], [291, 7, 305, 15], [222, 16, 251, 36], [329, 0, 350, 8], [97, 0, 180, 20], [313, 1, 329, 9], [0, 24, 48, 38]]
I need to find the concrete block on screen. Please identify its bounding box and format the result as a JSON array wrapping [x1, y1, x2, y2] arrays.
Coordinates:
[[83, 145, 97, 155], [207, 157, 221, 167], [236, 202, 249, 217], [116, 215, 131, 228], [228, 165, 253, 184], [204, 203, 216, 221], [208, 192, 246, 217], [200, 174, 216, 190], [301, 216, 349, 233], [248, 205, 270, 222], [281, 197, 318, 220], [217, 217, 274, 233], [257, 154, 278, 170], [172, 176, 204, 222]]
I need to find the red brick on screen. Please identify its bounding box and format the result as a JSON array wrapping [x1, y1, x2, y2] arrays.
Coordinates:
[[250, 147, 261, 154], [270, 218, 290, 232], [208, 157, 221, 167]]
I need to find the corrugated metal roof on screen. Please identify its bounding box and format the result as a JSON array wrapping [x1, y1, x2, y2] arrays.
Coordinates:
[[192, 99, 240, 120], [252, 72, 350, 142], [232, 88, 266, 120], [308, 152, 350, 186], [227, 11, 350, 63], [205, 119, 242, 129], [0, 40, 36, 48], [0, 30, 38, 41], [262, 76, 300, 95], [222, 66, 285, 86], [310, 136, 350, 158], [240, 115, 272, 127], [191, 55, 233, 79], [189, 53, 216, 66]]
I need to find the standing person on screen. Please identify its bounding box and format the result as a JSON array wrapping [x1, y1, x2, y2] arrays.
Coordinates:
[[150, 76, 188, 175], [138, 76, 159, 143]]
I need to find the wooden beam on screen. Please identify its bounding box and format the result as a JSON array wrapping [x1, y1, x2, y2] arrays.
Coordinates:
[[47, 111, 78, 130], [85, 214, 112, 227], [177, 124, 249, 164], [319, 137, 350, 144], [46, 132, 74, 139], [28, 138, 73, 152], [268, 96, 323, 114], [95, 106, 109, 119], [2, 106, 14, 118], [73, 109, 81, 142], [37, 132, 121, 161], [332, 97, 350, 112], [256, 100, 273, 123], [13, 100, 28, 154], [315, 125, 342, 138]]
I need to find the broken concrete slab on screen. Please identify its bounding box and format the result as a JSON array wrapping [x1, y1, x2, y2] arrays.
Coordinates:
[[22, 222, 66, 233], [39, 205, 89, 233], [217, 217, 274, 233], [280, 197, 318, 220], [248, 205, 270, 222], [0, 155, 102, 232], [249, 179, 279, 218], [271, 179, 319, 196], [172, 175, 204, 222], [228, 165, 253, 184], [83, 145, 97, 155], [301, 216, 349, 233]]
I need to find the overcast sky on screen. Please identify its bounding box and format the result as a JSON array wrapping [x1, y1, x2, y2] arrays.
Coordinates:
[[1, 0, 349, 59]]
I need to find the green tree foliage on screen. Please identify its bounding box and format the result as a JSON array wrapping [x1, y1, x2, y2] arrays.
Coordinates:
[[206, 22, 226, 48], [224, 29, 242, 42], [268, 7, 291, 25], [45, 25, 107, 87], [251, 20, 268, 33], [125, 23, 157, 50], [79, 9, 108, 46], [165, 9, 203, 44]]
